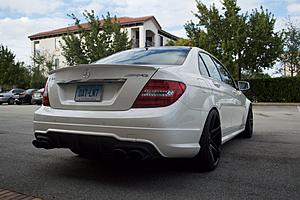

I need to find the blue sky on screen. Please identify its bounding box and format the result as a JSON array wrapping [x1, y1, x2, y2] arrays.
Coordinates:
[[0, 0, 300, 70]]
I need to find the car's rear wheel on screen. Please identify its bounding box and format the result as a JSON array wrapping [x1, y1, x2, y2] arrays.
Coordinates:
[[8, 98, 14, 105], [16, 101, 22, 105], [194, 109, 222, 171], [240, 105, 253, 138]]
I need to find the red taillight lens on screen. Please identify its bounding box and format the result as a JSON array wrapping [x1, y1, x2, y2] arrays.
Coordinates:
[[132, 80, 186, 108], [42, 79, 50, 106]]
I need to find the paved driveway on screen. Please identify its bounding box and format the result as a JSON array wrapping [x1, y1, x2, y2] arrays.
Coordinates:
[[0, 105, 299, 200]]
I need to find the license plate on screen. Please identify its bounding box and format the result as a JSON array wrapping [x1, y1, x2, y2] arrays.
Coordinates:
[[75, 85, 102, 102]]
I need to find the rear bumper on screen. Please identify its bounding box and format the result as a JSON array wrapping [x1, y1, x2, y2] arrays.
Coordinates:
[[33, 102, 208, 158], [33, 132, 161, 159]]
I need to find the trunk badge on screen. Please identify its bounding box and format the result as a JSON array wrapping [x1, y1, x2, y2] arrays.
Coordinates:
[[82, 69, 91, 79]]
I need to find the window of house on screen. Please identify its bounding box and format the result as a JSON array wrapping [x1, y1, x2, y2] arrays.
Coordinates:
[[54, 58, 59, 69], [33, 41, 40, 57], [160, 36, 163, 46], [200, 53, 222, 81], [54, 38, 60, 50]]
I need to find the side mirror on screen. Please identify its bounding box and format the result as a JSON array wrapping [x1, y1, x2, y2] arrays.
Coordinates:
[[238, 81, 250, 91]]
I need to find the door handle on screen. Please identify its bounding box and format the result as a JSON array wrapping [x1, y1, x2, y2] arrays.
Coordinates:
[[233, 90, 241, 95], [213, 81, 220, 87]]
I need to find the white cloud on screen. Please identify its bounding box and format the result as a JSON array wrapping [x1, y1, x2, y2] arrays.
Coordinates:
[[0, 17, 71, 64], [0, 0, 64, 15], [112, 0, 198, 38], [287, 3, 300, 14], [275, 16, 300, 31]]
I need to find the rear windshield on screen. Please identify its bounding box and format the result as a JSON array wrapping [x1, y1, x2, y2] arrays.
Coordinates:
[[95, 47, 191, 65]]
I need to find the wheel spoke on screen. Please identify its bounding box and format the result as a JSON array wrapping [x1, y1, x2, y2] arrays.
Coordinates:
[[210, 126, 221, 139], [209, 114, 217, 130], [208, 145, 215, 162], [209, 141, 220, 156]]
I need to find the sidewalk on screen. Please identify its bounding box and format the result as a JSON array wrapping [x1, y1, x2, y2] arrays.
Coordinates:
[[0, 189, 42, 200], [253, 102, 300, 106]]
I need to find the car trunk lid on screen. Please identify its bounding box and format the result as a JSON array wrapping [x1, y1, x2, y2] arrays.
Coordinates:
[[48, 64, 158, 111]]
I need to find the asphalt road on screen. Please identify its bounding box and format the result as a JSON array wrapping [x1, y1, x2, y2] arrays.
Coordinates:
[[0, 105, 299, 200]]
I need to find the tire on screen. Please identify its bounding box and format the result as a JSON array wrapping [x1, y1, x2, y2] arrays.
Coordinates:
[[194, 109, 222, 171], [240, 105, 253, 138], [16, 101, 22, 105], [8, 98, 14, 105]]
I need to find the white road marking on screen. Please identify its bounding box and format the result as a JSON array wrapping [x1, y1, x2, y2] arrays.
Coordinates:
[[297, 106, 300, 112]]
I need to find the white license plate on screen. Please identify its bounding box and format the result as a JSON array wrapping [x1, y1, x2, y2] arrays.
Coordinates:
[[75, 85, 102, 102]]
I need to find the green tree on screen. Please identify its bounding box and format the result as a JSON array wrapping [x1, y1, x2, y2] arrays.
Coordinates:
[[61, 11, 132, 66], [280, 19, 300, 77], [185, 0, 283, 80], [166, 38, 193, 46], [0, 44, 31, 89], [30, 53, 55, 88]]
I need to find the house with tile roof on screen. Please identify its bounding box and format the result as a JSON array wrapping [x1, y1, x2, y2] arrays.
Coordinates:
[[28, 16, 179, 68]]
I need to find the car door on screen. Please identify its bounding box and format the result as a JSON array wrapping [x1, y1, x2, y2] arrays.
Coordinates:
[[199, 53, 232, 134], [212, 58, 246, 130]]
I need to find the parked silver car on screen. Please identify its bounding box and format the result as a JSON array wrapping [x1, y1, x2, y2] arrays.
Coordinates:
[[0, 88, 25, 105]]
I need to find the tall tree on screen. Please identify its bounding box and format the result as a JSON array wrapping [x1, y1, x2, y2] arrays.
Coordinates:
[[280, 19, 300, 77], [61, 11, 132, 66], [185, 0, 283, 79], [30, 53, 55, 88], [0, 44, 30, 89]]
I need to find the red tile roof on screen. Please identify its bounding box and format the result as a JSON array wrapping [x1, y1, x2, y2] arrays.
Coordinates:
[[29, 16, 158, 40]]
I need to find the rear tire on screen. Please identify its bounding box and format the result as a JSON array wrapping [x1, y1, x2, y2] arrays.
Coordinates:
[[194, 109, 222, 171], [240, 105, 253, 138], [16, 101, 22, 105]]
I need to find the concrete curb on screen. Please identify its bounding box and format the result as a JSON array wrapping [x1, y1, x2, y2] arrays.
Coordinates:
[[253, 102, 300, 106]]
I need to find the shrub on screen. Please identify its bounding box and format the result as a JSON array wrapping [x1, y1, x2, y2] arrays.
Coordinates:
[[243, 77, 300, 102]]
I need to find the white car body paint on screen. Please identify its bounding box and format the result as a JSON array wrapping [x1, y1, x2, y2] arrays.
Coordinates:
[[33, 47, 251, 158]]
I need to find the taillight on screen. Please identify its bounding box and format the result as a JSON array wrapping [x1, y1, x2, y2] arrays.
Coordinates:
[[132, 80, 186, 108], [42, 79, 50, 106]]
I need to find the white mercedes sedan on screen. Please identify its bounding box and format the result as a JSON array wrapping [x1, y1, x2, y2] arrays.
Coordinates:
[[33, 47, 253, 171]]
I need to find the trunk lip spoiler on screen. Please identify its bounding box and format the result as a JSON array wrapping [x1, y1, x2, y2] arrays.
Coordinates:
[[49, 64, 159, 75], [56, 78, 127, 85]]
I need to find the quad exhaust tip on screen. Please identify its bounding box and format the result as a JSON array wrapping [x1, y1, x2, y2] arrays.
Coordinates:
[[113, 148, 148, 160], [32, 137, 54, 149]]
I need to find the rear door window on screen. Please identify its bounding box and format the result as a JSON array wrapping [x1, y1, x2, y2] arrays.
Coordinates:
[[198, 54, 209, 76], [200, 53, 222, 81], [213, 59, 236, 88]]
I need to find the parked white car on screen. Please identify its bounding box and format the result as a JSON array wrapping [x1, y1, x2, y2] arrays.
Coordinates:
[[33, 47, 253, 171]]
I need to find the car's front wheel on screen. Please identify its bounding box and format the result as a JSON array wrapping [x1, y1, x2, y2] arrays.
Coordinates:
[[194, 109, 222, 171], [8, 98, 14, 105]]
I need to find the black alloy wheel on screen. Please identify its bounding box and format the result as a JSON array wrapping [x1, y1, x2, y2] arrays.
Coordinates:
[[195, 109, 222, 171], [8, 98, 14, 105]]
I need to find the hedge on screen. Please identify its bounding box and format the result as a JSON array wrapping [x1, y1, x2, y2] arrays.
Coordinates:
[[243, 77, 300, 102]]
